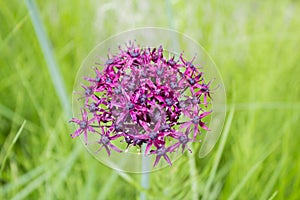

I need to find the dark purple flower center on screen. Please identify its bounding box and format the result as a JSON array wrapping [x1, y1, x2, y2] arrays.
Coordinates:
[[89, 103, 97, 112], [141, 70, 148, 78], [115, 124, 123, 132], [128, 82, 136, 90], [188, 78, 195, 85], [192, 116, 200, 124], [152, 54, 159, 61], [156, 68, 164, 76], [85, 87, 93, 96], [101, 135, 110, 145], [170, 82, 177, 89], [192, 96, 199, 104], [186, 62, 194, 69], [168, 59, 176, 66], [153, 111, 161, 121], [133, 138, 145, 146], [165, 98, 173, 106], [114, 87, 122, 94], [149, 131, 158, 140], [179, 101, 187, 108], [106, 77, 112, 83], [79, 121, 87, 129], [139, 94, 147, 103], [160, 124, 170, 132], [130, 51, 140, 57], [201, 86, 209, 92], [126, 102, 134, 110], [157, 147, 167, 156], [106, 59, 114, 65], [179, 135, 188, 144], [125, 135, 133, 144], [95, 75, 101, 82]]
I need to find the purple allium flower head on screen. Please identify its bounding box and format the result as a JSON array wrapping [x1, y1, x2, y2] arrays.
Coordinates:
[[70, 41, 213, 167]]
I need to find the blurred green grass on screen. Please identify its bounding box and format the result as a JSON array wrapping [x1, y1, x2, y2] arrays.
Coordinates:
[[1, 0, 300, 199]]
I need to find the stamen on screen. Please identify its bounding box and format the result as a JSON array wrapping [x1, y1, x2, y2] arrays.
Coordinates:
[[79, 121, 87, 129]]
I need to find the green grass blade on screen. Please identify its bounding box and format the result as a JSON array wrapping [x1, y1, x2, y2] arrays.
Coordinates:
[[227, 148, 276, 200], [227, 162, 261, 200], [202, 107, 235, 199], [97, 173, 119, 200], [259, 158, 284, 200], [188, 147, 199, 200], [0, 103, 38, 131], [268, 191, 278, 200], [24, 0, 71, 117], [0, 15, 28, 51], [0, 120, 26, 172], [10, 161, 64, 200], [1, 161, 56, 195], [50, 146, 81, 197]]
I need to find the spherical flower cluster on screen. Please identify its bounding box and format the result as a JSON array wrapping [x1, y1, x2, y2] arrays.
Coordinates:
[[69, 42, 212, 167]]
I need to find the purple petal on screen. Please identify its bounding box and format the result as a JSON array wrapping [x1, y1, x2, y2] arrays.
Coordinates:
[[134, 134, 149, 140], [154, 120, 161, 132], [110, 134, 123, 140], [181, 145, 186, 153], [88, 126, 95, 133], [95, 145, 104, 153], [193, 108, 199, 116], [104, 146, 111, 156], [122, 89, 131, 101], [81, 84, 88, 90], [145, 143, 152, 155], [153, 155, 162, 167], [180, 122, 192, 129], [185, 146, 192, 153], [88, 117, 96, 124], [193, 125, 199, 138], [200, 111, 211, 118], [129, 111, 137, 122], [110, 101, 123, 108], [194, 83, 202, 88], [100, 126, 105, 134], [116, 112, 128, 124], [83, 130, 88, 144], [182, 110, 191, 118], [163, 154, 172, 166], [184, 111, 192, 118], [69, 118, 81, 124], [203, 95, 208, 106], [109, 143, 122, 153], [70, 129, 82, 138], [200, 121, 210, 131], [82, 109, 88, 120], [140, 121, 151, 133], [155, 95, 164, 103], [167, 143, 180, 153]]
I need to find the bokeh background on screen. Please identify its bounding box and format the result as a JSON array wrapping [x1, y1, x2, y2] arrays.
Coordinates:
[[1, 0, 300, 199]]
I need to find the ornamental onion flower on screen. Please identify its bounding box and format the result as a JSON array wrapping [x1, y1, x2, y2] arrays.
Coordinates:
[[69, 41, 213, 167]]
